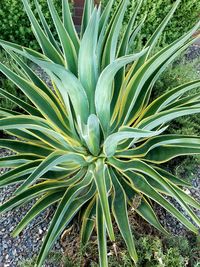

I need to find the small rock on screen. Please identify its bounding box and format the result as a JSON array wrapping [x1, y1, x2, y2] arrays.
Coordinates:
[[39, 228, 43, 235], [184, 189, 191, 195]]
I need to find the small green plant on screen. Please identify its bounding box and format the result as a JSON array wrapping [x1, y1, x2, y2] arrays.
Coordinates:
[[19, 235, 199, 267], [19, 251, 63, 267], [136, 236, 186, 267], [19, 257, 37, 267], [0, 0, 200, 267]]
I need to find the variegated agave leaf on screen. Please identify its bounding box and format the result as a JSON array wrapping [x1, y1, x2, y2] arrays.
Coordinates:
[[0, 0, 200, 266]]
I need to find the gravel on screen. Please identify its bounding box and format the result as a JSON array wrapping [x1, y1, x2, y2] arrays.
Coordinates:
[[0, 149, 62, 267], [30, 63, 53, 90], [154, 170, 200, 236], [186, 44, 200, 61], [1, 43, 200, 266], [0, 63, 59, 267]]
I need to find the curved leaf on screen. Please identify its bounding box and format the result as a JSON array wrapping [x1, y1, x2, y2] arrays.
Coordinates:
[[80, 196, 96, 245], [78, 8, 100, 113], [0, 63, 69, 133], [95, 49, 148, 135], [47, 0, 77, 73], [93, 159, 115, 241], [0, 87, 41, 116], [124, 171, 198, 234], [62, 0, 79, 52], [0, 180, 69, 214], [36, 172, 95, 267], [15, 151, 87, 194], [0, 154, 40, 168], [21, 0, 64, 65], [104, 126, 165, 157], [110, 168, 138, 263], [0, 139, 52, 156], [137, 198, 168, 235]]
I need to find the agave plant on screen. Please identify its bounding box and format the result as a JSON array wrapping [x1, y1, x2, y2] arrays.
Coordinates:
[[0, 0, 200, 266]]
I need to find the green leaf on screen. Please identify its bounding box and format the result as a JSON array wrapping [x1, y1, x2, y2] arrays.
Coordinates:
[[95, 49, 148, 135], [97, 0, 114, 57], [34, 0, 62, 53], [165, 93, 200, 110], [5, 49, 68, 121], [142, 0, 181, 61], [143, 144, 200, 163], [81, 114, 101, 156], [0, 116, 73, 150], [124, 170, 198, 234], [0, 139, 52, 156], [137, 198, 168, 235], [118, 0, 143, 57], [146, 175, 200, 210], [0, 63, 70, 134], [153, 166, 191, 187], [0, 180, 69, 214], [118, 20, 200, 125], [80, 196, 96, 245], [0, 160, 42, 188], [0, 39, 44, 59], [110, 168, 138, 263], [111, 169, 168, 235], [78, 8, 100, 113], [114, 0, 145, 98], [15, 150, 87, 194], [47, 0, 77, 74], [101, 0, 129, 67], [138, 107, 200, 130], [21, 0, 64, 65], [81, 0, 94, 37], [93, 159, 115, 241], [62, 0, 80, 53], [142, 79, 200, 118], [0, 154, 40, 168], [110, 158, 200, 228], [116, 135, 200, 159], [24, 58, 90, 124], [36, 170, 95, 267], [104, 127, 166, 157], [0, 87, 41, 116], [123, 37, 199, 124], [23, 129, 72, 151], [128, 15, 146, 48], [96, 198, 108, 267], [0, 108, 22, 117], [5, 129, 40, 141]]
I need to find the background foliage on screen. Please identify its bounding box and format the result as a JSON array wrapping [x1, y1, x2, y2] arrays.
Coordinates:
[[1, 0, 199, 50], [153, 55, 200, 180], [154, 56, 200, 136], [0, 0, 73, 50], [102, 0, 200, 47], [0, 51, 27, 110]]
